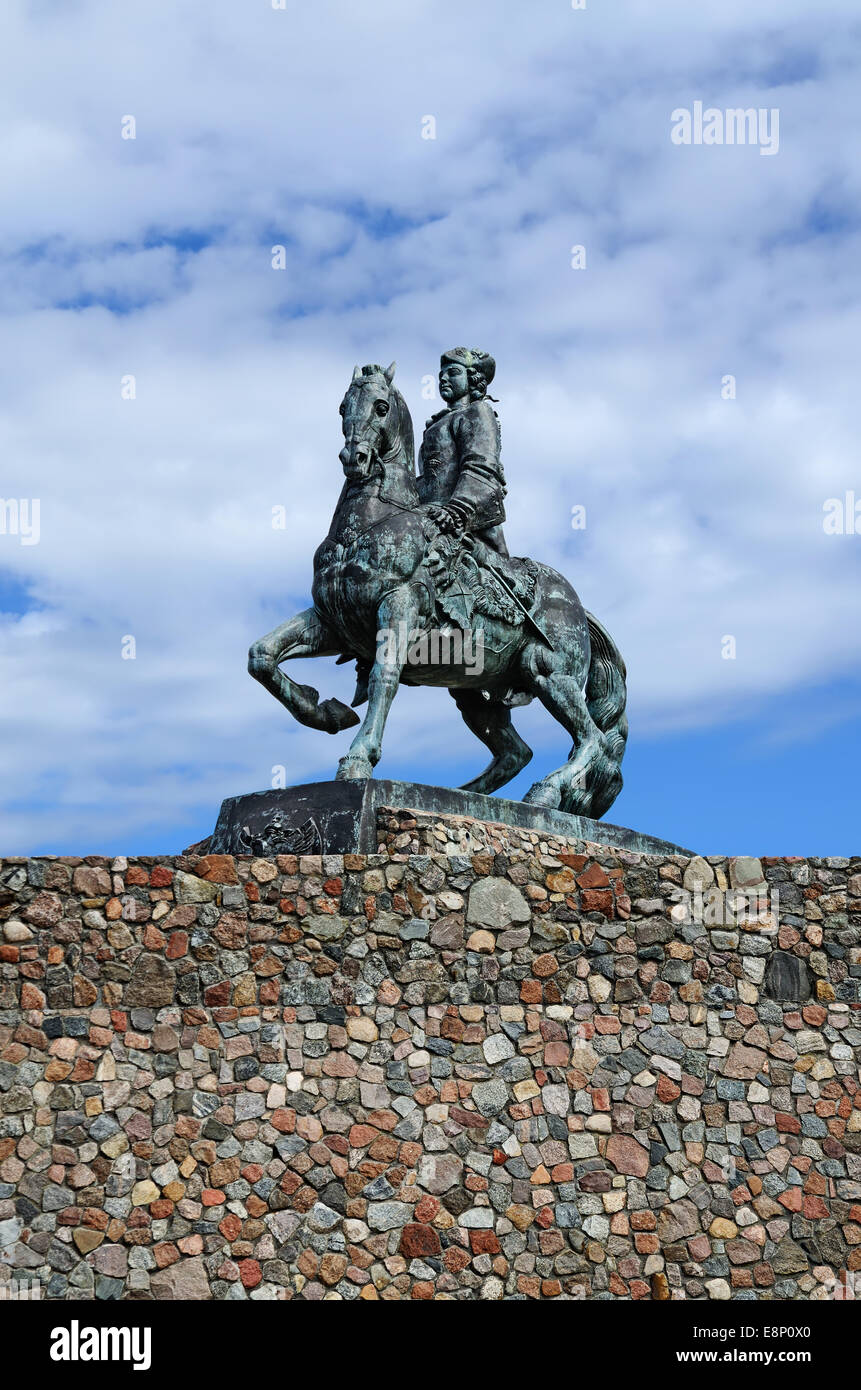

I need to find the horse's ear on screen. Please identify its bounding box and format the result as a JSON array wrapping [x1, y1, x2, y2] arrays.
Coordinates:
[[352, 364, 362, 382], [384, 361, 396, 383]]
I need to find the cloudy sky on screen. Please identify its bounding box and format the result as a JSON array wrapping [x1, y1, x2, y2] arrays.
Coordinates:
[[1, 0, 859, 857]]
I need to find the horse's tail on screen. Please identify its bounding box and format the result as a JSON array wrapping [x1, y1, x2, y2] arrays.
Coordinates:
[[583, 611, 629, 818]]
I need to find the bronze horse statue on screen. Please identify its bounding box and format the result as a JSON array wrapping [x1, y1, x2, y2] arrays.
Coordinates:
[[248, 362, 628, 818]]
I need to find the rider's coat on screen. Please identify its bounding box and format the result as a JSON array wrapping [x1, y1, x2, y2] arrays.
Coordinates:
[[417, 398, 508, 554]]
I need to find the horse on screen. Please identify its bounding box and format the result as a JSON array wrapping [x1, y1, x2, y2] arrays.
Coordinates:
[[248, 362, 628, 818]]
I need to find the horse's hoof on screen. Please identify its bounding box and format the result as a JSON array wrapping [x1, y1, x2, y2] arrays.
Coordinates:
[[318, 698, 361, 733], [336, 755, 374, 780], [523, 780, 560, 810]]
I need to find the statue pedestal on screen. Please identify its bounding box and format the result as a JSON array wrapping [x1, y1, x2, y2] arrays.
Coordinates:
[[202, 779, 690, 857]]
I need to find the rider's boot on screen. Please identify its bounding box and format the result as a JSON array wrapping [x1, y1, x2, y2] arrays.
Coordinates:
[[351, 657, 372, 707]]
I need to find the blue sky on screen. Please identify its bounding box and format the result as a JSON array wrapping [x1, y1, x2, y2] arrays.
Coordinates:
[[0, 0, 859, 857]]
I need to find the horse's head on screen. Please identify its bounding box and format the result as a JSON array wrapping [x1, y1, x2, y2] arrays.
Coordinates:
[[338, 362, 414, 487]]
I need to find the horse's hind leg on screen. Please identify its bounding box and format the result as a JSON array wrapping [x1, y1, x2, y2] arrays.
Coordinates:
[[450, 689, 532, 796], [521, 665, 608, 817], [248, 607, 359, 733]]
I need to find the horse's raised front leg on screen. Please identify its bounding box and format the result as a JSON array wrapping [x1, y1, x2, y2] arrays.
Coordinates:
[[337, 586, 416, 779], [248, 607, 360, 733]]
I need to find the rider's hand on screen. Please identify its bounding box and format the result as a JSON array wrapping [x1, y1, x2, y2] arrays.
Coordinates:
[[428, 503, 467, 535], [426, 504, 453, 531]]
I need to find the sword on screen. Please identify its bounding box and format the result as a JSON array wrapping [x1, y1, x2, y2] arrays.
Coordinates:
[[474, 554, 556, 650]]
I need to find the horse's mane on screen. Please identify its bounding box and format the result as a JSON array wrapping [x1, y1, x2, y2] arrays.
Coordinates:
[[393, 387, 415, 473]]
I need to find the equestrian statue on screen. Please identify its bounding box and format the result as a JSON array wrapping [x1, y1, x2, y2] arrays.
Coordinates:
[[248, 349, 628, 819]]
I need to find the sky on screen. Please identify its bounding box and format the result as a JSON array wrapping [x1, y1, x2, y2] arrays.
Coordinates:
[[0, 0, 859, 858]]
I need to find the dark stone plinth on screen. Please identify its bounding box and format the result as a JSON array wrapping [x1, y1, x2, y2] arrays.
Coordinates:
[[206, 780, 691, 857]]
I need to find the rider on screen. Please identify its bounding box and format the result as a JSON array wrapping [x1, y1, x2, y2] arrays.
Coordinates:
[[419, 346, 509, 558], [348, 347, 509, 708]]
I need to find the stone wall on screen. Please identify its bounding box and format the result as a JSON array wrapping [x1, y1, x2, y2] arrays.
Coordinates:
[[0, 835, 859, 1301]]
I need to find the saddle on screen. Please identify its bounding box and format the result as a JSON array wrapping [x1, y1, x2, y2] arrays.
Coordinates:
[[341, 530, 543, 708], [426, 532, 539, 639]]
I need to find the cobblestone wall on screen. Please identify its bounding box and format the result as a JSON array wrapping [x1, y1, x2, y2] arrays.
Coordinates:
[[1, 831, 859, 1300]]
